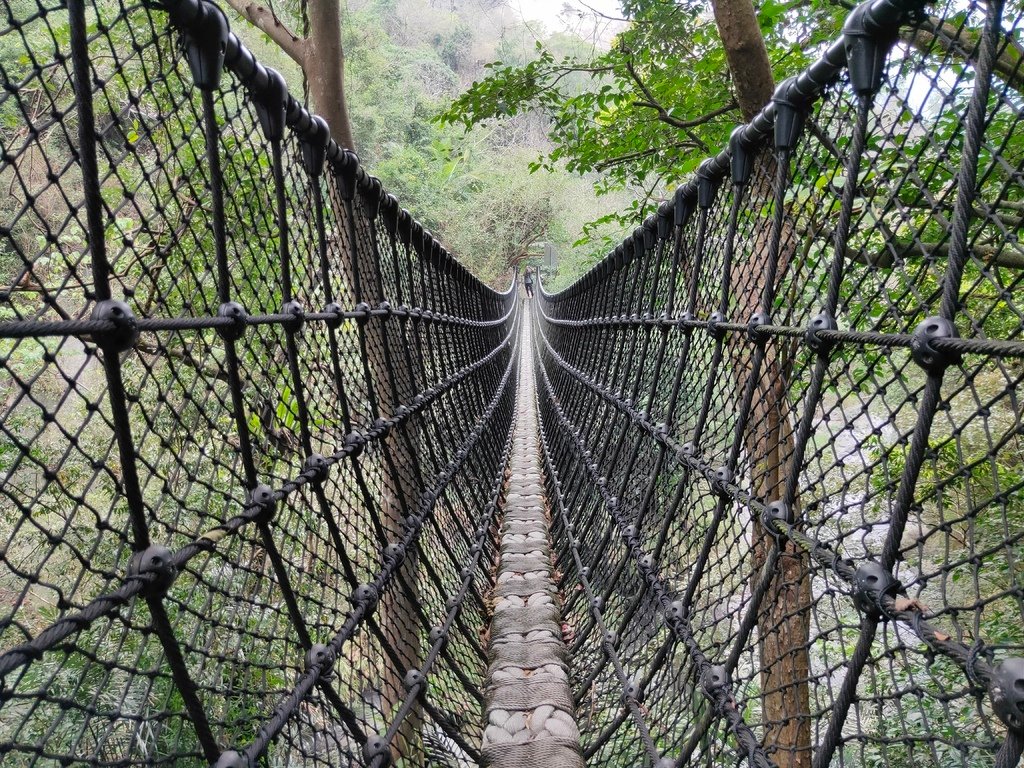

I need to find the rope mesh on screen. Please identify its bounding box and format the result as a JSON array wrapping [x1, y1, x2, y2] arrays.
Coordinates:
[[535, 0, 1024, 765], [2, 0, 1024, 765], [0, 0, 517, 765]]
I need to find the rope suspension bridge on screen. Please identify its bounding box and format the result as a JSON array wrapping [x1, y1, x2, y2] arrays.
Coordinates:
[[0, 0, 1022, 764]]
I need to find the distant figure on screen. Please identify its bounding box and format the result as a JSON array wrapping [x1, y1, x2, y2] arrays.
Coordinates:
[[523, 268, 534, 298]]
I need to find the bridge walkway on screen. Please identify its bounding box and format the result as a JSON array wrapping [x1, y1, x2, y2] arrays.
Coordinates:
[[480, 313, 585, 768]]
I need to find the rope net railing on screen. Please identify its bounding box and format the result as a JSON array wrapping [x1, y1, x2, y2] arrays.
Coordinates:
[[535, 0, 1024, 766], [0, 0, 519, 765]]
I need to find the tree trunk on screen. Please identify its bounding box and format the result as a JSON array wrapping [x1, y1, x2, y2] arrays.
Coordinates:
[[298, 2, 418, 756], [224, 0, 356, 149], [305, 0, 356, 150], [746, 349, 812, 768], [704, 0, 813, 758], [709, 0, 775, 120], [730, 153, 812, 768]]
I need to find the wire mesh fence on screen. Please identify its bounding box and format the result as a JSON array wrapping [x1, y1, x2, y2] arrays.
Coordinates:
[[535, 0, 1024, 766], [0, 0, 518, 765]]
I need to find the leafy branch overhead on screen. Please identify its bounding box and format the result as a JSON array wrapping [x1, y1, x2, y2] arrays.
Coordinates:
[[438, 0, 851, 207]]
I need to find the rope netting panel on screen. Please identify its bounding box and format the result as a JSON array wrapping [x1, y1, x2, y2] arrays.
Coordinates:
[[0, 0, 518, 765], [535, 0, 1024, 766]]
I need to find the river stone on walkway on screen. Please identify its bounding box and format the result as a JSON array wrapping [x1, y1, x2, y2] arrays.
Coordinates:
[[481, 314, 583, 768]]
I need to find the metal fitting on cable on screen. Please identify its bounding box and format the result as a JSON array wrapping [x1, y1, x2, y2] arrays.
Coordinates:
[[669, 600, 686, 621], [696, 159, 720, 209], [805, 311, 838, 354], [253, 67, 288, 142], [674, 187, 696, 230], [351, 584, 380, 613], [612, 244, 625, 270], [729, 125, 755, 186], [362, 734, 392, 766], [90, 299, 139, 352], [678, 310, 697, 334], [380, 194, 400, 236], [852, 561, 903, 619], [248, 484, 276, 524], [281, 299, 304, 332], [403, 668, 425, 692], [396, 208, 413, 246], [623, 677, 643, 703], [217, 301, 247, 341], [643, 220, 657, 251], [361, 176, 383, 219], [657, 205, 672, 240], [707, 311, 727, 340], [630, 228, 644, 263], [747, 311, 770, 344], [336, 150, 358, 201], [353, 302, 371, 326], [304, 453, 329, 483], [212, 750, 248, 768], [911, 316, 962, 373], [760, 500, 793, 542], [429, 626, 447, 649], [344, 430, 365, 457], [990, 657, 1024, 732], [299, 115, 329, 178], [711, 466, 733, 496], [323, 302, 344, 330], [305, 643, 335, 681], [701, 664, 729, 698], [772, 76, 810, 152], [128, 545, 177, 598]]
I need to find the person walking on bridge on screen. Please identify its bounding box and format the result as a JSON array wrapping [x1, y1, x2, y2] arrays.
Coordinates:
[[523, 267, 534, 298]]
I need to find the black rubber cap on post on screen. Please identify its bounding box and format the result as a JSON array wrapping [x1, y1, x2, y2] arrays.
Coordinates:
[[183, 1, 229, 91]]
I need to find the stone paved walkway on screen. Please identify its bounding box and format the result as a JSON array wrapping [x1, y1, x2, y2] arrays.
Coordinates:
[[481, 313, 584, 768]]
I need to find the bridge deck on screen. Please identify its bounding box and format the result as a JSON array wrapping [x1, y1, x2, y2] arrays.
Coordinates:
[[481, 316, 584, 768]]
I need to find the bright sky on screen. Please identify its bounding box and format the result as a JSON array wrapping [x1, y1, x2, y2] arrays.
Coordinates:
[[508, 0, 626, 44]]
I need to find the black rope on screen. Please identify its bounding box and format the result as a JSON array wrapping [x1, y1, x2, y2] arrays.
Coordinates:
[[536, 0, 1024, 763], [0, 3, 518, 766], [2, 0, 1024, 766]]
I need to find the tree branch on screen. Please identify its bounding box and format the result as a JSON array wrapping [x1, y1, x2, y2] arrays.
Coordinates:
[[622, 58, 735, 151], [223, 0, 306, 66], [851, 239, 1024, 270], [594, 140, 702, 170], [795, 220, 1024, 270], [903, 15, 1024, 97], [631, 99, 737, 130]]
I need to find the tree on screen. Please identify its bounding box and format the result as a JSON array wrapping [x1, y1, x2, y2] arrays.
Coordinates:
[[221, 1, 431, 760], [224, 0, 356, 148], [439, 0, 849, 220]]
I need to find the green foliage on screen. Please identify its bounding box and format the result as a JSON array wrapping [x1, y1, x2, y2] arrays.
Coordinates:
[[331, 0, 632, 286], [438, 0, 849, 230]]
